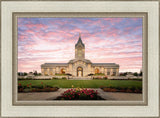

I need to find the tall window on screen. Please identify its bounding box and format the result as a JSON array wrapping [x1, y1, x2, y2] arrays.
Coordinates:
[[61, 68, 65, 74], [113, 72, 116, 76], [44, 69, 48, 76], [50, 71, 53, 75], [95, 68, 99, 74], [112, 69, 116, 76]]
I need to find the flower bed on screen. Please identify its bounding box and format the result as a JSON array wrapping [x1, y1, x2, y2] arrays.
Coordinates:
[[100, 86, 142, 93], [18, 83, 59, 92], [56, 88, 104, 100]]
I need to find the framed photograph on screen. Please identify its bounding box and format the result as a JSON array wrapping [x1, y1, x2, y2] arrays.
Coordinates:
[[1, 0, 159, 118]]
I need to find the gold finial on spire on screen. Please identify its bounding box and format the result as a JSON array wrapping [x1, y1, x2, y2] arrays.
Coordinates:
[[79, 32, 81, 38]]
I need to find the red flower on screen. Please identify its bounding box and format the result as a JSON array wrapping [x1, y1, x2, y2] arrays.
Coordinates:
[[27, 84, 29, 87], [30, 83, 32, 85], [18, 83, 21, 86], [41, 82, 43, 84]]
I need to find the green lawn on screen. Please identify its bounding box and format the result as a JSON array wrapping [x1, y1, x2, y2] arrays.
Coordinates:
[[18, 80, 142, 89]]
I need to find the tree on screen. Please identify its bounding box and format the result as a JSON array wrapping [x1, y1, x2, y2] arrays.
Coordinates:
[[119, 72, 127, 76], [66, 73, 72, 80], [66, 73, 72, 76], [133, 72, 138, 76], [33, 71, 38, 76], [17, 72, 21, 76], [88, 73, 94, 76], [139, 70, 142, 76], [24, 72, 27, 76]]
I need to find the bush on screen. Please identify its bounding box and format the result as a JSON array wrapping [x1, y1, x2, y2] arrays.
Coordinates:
[[93, 77, 107, 80], [18, 78, 25, 80], [23, 88, 31, 92], [26, 77, 33, 80], [57, 88, 104, 100], [52, 77, 58, 80], [116, 87, 122, 90], [88, 73, 94, 76], [46, 85, 53, 88], [101, 86, 142, 93], [52, 77, 67, 80], [93, 77, 102, 80], [103, 76, 108, 80], [62, 77, 67, 80], [55, 73, 66, 76], [31, 85, 43, 89], [94, 73, 105, 76], [18, 82, 59, 92], [18, 86, 59, 92]]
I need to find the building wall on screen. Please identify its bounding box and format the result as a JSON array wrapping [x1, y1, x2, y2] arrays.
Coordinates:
[[41, 62, 119, 77]]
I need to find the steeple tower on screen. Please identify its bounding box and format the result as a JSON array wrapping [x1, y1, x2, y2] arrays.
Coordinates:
[[75, 33, 85, 59], [75, 33, 85, 47]]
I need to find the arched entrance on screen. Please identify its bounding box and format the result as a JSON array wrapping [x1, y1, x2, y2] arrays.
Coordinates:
[[95, 68, 100, 74], [77, 67, 83, 77], [61, 68, 65, 74]]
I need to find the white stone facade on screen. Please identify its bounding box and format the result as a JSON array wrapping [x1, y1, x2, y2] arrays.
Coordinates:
[[41, 34, 119, 77]]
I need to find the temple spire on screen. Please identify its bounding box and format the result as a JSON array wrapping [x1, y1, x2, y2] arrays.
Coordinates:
[[75, 33, 85, 47], [79, 32, 81, 38], [75, 33, 85, 59]]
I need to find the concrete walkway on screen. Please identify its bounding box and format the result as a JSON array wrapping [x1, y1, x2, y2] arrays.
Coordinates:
[[18, 88, 142, 101]]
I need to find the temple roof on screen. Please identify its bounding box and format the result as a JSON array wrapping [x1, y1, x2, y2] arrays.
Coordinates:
[[75, 33, 85, 47], [92, 63, 119, 67], [68, 59, 92, 64], [41, 62, 119, 67], [41, 63, 68, 67]]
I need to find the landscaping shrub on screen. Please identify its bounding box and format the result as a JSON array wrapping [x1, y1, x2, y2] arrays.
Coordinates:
[[18, 82, 59, 92], [103, 76, 108, 80], [52, 77, 67, 80], [94, 73, 105, 76], [56, 88, 104, 100], [101, 86, 142, 93], [26, 77, 33, 80], [52, 77, 58, 80], [18, 78, 25, 80], [93, 77, 103, 80], [55, 73, 66, 76], [62, 77, 67, 80], [93, 76, 108, 80]]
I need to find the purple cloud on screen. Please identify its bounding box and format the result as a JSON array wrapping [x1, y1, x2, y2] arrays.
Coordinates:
[[18, 18, 142, 73]]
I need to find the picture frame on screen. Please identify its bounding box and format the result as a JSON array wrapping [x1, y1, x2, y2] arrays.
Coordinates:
[[13, 12, 147, 106], [1, 0, 159, 118]]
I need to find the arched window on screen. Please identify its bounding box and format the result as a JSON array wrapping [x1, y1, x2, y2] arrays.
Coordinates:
[[95, 68, 99, 74], [50, 71, 53, 75], [77, 67, 82, 71], [77, 67, 83, 77], [44, 69, 48, 76], [61, 68, 65, 74]]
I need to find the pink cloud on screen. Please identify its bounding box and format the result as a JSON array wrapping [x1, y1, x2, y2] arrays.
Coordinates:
[[18, 18, 142, 72]]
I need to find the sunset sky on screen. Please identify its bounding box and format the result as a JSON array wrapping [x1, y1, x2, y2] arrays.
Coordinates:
[[18, 17, 142, 73]]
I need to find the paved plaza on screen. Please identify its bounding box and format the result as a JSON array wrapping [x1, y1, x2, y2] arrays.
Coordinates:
[[18, 88, 142, 101]]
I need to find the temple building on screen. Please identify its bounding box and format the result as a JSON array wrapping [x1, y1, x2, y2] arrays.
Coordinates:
[[41, 34, 119, 77]]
